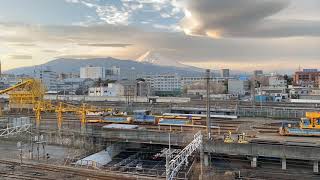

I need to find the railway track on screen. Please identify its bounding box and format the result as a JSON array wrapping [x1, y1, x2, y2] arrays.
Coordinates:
[[1, 110, 285, 136], [0, 159, 135, 180], [0, 172, 54, 180], [12, 114, 247, 135], [86, 100, 320, 108], [6, 99, 320, 114]]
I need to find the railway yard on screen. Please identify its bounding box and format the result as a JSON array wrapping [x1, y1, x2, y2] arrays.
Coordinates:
[[1, 107, 320, 180]]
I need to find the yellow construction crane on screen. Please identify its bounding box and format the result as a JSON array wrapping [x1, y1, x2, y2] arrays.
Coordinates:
[[34, 100, 108, 133], [55, 102, 106, 133], [0, 79, 110, 133], [0, 79, 45, 110], [78, 103, 88, 132], [33, 100, 55, 129], [55, 102, 78, 131]]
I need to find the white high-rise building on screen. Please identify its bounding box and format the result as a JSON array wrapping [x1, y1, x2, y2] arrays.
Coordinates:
[[106, 66, 121, 80], [111, 66, 120, 76], [80, 66, 105, 79], [228, 79, 250, 96], [181, 76, 206, 87], [143, 74, 181, 94], [269, 76, 287, 87]]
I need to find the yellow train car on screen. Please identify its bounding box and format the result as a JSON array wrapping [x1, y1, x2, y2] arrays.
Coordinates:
[[301, 112, 320, 129], [280, 112, 320, 136]]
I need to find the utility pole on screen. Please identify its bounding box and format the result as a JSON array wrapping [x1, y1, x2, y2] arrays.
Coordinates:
[[251, 78, 256, 117], [166, 132, 171, 180], [205, 69, 211, 139], [17, 141, 22, 165], [0, 60, 2, 77], [200, 140, 204, 180], [168, 132, 171, 154]]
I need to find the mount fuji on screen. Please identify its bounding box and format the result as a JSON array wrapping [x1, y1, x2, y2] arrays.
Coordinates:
[[136, 51, 202, 71], [6, 57, 203, 77]]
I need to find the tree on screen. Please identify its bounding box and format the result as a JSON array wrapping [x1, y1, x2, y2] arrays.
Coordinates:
[[284, 74, 293, 86]]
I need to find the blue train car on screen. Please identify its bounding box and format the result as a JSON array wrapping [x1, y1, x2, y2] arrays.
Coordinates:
[[103, 117, 131, 123], [133, 110, 156, 124], [280, 127, 320, 136], [280, 121, 320, 136]]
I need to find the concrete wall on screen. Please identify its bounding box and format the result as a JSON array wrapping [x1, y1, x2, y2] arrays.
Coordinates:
[[100, 129, 195, 146], [100, 129, 320, 161], [205, 141, 320, 161]]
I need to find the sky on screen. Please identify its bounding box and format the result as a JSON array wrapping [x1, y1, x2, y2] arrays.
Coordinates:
[[0, 0, 319, 73]]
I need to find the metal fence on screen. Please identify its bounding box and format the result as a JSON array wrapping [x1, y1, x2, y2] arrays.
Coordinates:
[[0, 117, 32, 137], [236, 107, 317, 119]]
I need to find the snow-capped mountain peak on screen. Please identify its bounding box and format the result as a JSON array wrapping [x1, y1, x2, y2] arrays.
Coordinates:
[[136, 50, 189, 68]]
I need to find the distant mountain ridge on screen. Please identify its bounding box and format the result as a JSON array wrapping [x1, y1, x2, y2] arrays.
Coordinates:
[[136, 51, 200, 71], [5, 57, 203, 77]]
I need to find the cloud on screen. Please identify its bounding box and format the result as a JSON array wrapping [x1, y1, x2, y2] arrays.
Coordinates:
[[66, 0, 140, 25], [42, 49, 60, 53], [1, 22, 319, 72], [9, 55, 33, 59], [180, 0, 320, 38], [10, 43, 37, 47], [65, 0, 183, 28], [78, 43, 132, 47], [0, 0, 319, 72], [152, 24, 181, 32]]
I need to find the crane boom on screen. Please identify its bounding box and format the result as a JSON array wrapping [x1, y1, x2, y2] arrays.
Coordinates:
[[0, 79, 33, 95], [0, 79, 45, 109]]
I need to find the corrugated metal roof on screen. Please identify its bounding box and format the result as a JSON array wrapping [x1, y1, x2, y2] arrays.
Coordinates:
[[75, 150, 111, 167]]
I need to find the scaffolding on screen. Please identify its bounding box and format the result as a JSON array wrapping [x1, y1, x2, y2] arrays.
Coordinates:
[[166, 131, 203, 180]]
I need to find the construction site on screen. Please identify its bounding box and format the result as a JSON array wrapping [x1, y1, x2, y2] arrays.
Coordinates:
[[0, 78, 320, 180]]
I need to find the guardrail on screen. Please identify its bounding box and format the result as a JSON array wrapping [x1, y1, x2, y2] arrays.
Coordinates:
[[0, 123, 31, 137]]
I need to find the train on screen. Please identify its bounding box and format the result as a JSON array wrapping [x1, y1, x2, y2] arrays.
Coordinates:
[[280, 112, 320, 136], [87, 110, 205, 126]]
